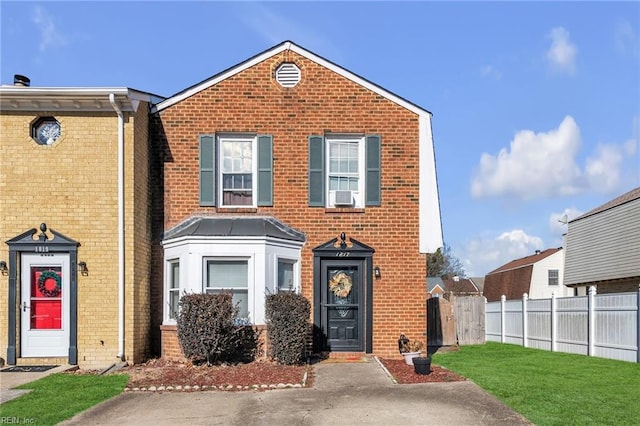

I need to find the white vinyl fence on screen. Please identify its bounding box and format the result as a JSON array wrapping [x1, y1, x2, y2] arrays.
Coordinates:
[[486, 287, 640, 363]]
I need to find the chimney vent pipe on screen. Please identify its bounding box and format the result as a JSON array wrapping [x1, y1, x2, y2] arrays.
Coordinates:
[[14, 74, 30, 87]]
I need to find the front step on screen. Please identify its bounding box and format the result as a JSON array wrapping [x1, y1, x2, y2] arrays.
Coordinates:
[[325, 352, 368, 361], [15, 357, 68, 366]]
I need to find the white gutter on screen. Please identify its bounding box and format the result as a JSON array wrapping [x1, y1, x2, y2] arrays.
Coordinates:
[[109, 93, 126, 361]]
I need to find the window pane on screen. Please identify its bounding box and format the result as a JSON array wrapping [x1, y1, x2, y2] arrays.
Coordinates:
[[223, 174, 232, 189], [207, 260, 248, 289], [339, 177, 349, 190], [222, 142, 232, 158], [233, 290, 249, 318], [223, 191, 252, 205], [329, 177, 339, 190], [170, 262, 179, 289], [329, 158, 339, 173], [278, 261, 294, 292], [348, 143, 358, 158], [329, 142, 340, 158], [349, 178, 359, 191], [348, 157, 358, 173], [223, 157, 232, 171], [205, 289, 248, 318], [339, 158, 349, 173], [169, 290, 179, 320]]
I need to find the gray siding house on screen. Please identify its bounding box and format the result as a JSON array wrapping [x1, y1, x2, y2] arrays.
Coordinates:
[[564, 187, 640, 294]]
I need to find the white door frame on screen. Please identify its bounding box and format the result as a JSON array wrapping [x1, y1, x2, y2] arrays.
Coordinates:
[[21, 253, 70, 357]]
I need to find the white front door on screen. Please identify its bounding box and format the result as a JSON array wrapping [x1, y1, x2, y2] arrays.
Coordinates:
[[21, 253, 70, 357]]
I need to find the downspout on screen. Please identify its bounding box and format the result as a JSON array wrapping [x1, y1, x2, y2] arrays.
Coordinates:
[[109, 93, 126, 361]]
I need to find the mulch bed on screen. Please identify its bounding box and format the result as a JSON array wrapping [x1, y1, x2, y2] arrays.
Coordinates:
[[378, 358, 467, 383], [122, 358, 312, 391], [68, 357, 466, 391]]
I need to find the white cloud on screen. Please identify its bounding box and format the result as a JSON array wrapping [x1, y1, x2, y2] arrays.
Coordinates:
[[615, 19, 639, 57], [585, 144, 624, 192], [32, 6, 67, 52], [471, 116, 632, 200], [460, 230, 544, 277], [549, 207, 583, 237], [546, 27, 577, 75], [472, 116, 582, 199], [480, 65, 502, 80]]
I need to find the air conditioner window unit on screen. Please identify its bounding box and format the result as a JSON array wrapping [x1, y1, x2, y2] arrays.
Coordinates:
[[334, 190, 353, 206]]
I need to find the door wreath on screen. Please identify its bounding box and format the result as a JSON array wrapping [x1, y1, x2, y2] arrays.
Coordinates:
[[329, 271, 352, 298], [38, 270, 61, 297]]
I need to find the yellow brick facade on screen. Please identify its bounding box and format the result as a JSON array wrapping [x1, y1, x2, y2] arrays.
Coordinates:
[[0, 104, 151, 369]]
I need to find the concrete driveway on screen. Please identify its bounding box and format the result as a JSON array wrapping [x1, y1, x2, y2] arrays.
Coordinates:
[[60, 358, 530, 425]]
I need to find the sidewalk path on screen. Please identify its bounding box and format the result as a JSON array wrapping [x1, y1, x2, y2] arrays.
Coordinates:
[[60, 358, 531, 425]]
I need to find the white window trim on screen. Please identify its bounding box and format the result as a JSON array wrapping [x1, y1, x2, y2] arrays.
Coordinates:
[[165, 259, 181, 324], [325, 134, 365, 208], [203, 256, 254, 322], [548, 269, 559, 286], [276, 257, 299, 293], [217, 134, 258, 208]]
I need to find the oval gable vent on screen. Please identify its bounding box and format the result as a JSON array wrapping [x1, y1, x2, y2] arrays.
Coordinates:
[[276, 63, 301, 88]]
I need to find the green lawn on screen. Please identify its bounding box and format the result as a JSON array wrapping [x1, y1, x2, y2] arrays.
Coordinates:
[[433, 342, 640, 425], [0, 373, 128, 425]]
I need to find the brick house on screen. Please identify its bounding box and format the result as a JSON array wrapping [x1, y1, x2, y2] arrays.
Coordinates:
[[0, 41, 442, 367], [153, 41, 443, 359], [0, 82, 161, 368]]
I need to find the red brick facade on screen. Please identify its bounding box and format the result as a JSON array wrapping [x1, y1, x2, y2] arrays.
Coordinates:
[[151, 47, 433, 358]]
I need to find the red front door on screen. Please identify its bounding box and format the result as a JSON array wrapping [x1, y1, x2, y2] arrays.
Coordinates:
[[21, 254, 69, 357]]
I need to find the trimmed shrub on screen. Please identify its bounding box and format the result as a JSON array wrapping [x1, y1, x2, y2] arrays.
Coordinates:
[[177, 292, 259, 365], [266, 292, 311, 365]]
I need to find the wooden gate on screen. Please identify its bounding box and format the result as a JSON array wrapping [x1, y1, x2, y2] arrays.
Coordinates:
[[452, 295, 486, 345]]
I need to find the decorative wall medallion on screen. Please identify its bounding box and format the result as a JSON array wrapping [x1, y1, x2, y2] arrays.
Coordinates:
[[32, 117, 61, 145]]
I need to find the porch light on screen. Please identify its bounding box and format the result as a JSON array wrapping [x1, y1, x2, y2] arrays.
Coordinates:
[[0, 260, 7, 274], [78, 261, 88, 276], [374, 266, 381, 279]]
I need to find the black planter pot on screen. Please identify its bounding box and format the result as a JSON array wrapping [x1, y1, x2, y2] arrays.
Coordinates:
[[412, 356, 432, 375]]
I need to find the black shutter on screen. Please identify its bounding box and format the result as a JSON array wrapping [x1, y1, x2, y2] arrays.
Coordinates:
[[199, 134, 216, 206], [308, 135, 325, 206], [365, 134, 381, 206], [257, 135, 273, 206]]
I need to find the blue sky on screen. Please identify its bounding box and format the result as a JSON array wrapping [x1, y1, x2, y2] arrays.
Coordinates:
[[2, 1, 638, 276]]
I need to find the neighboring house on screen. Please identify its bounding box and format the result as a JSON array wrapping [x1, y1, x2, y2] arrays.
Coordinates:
[[0, 41, 443, 367], [427, 276, 481, 298], [469, 276, 485, 293], [427, 276, 446, 297], [441, 277, 482, 296], [483, 248, 569, 302], [564, 187, 640, 295], [0, 81, 162, 367]]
